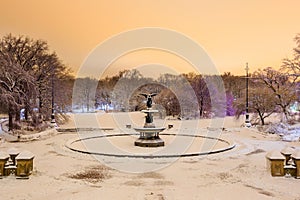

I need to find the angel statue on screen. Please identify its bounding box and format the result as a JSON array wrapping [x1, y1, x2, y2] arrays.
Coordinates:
[[139, 93, 157, 108]]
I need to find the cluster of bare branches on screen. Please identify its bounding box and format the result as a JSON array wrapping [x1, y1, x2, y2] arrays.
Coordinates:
[[0, 34, 73, 131]]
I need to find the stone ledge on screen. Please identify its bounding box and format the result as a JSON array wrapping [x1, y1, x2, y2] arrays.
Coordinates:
[[56, 127, 114, 132]]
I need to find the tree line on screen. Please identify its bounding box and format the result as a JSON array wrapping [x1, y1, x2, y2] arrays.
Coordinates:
[[80, 49, 300, 126], [1, 34, 299, 132]]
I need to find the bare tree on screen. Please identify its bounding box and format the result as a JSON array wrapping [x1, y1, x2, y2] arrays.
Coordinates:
[[281, 33, 300, 77], [155, 87, 180, 116], [0, 51, 35, 130], [158, 73, 199, 119], [73, 77, 98, 112], [54, 71, 74, 113], [294, 33, 300, 59], [222, 72, 245, 99], [112, 69, 147, 111], [253, 67, 297, 121], [184, 72, 211, 118], [97, 78, 113, 111], [234, 85, 276, 125]]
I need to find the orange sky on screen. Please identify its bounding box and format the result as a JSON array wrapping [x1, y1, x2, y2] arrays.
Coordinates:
[[0, 0, 299, 77]]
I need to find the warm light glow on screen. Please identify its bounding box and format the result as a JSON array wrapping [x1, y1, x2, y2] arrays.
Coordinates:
[[0, 0, 299, 76], [102, 49, 197, 78]]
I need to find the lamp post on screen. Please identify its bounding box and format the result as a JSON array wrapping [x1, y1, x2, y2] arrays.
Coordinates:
[[245, 63, 251, 127], [50, 67, 56, 127]]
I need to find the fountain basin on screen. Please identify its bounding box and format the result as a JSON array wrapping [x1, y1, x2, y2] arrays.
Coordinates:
[[134, 138, 164, 147], [141, 109, 159, 113], [134, 127, 165, 147], [134, 127, 166, 133]]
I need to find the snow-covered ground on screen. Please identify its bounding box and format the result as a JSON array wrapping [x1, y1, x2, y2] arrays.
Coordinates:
[[0, 118, 5, 134], [265, 122, 300, 141], [0, 114, 300, 200]]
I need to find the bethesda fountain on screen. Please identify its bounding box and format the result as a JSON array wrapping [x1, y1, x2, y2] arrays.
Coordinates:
[[134, 93, 165, 147]]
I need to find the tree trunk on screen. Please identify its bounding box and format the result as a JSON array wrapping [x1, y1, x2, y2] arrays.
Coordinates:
[[87, 93, 90, 112], [8, 108, 13, 131], [199, 99, 204, 117], [260, 115, 265, 125], [281, 106, 289, 122], [257, 110, 265, 125], [261, 118, 265, 126], [24, 105, 29, 121], [38, 86, 44, 120], [15, 109, 20, 122]]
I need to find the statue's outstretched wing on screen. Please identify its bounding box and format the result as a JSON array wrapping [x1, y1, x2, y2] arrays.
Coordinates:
[[150, 93, 157, 97], [139, 93, 148, 98]]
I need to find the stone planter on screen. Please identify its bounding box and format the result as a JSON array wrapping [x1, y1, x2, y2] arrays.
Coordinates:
[[266, 151, 285, 176], [7, 148, 20, 166], [0, 152, 9, 177], [281, 147, 294, 165], [291, 151, 300, 178], [15, 151, 34, 178]]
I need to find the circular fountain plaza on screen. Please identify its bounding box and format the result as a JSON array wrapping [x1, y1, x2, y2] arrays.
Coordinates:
[[65, 113, 235, 159], [63, 112, 235, 173], [65, 95, 235, 160], [66, 130, 235, 158]]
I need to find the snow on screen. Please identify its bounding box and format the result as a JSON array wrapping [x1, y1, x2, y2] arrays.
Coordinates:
[[265, 122, 300, 142]]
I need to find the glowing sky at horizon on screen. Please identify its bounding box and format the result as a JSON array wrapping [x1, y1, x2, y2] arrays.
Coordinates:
[[0, 0, 299, 78]]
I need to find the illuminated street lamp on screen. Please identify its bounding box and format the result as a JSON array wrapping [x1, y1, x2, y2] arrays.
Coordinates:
[[50, 67, 57, 127], [245, 63, 251, 127]]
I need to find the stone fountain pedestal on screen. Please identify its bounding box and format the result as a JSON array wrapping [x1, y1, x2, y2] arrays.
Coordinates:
[[134, 109, 165, 147]]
